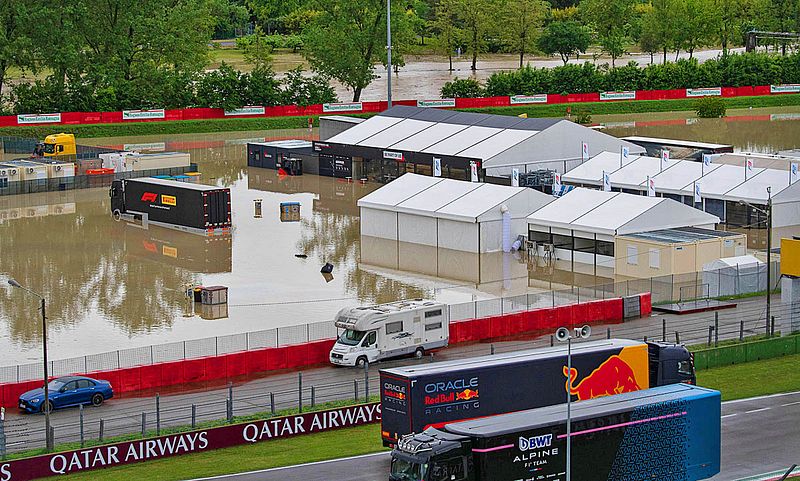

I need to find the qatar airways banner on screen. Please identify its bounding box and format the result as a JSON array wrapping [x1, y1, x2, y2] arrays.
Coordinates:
[[0, 402, 381, 481]]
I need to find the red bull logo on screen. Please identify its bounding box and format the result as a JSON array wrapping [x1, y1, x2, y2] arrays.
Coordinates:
[[456, 389, 479, 401], [563, 355, 642, 401]]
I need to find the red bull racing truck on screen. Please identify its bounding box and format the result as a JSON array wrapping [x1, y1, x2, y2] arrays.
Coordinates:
[[390, 383, 720, 481], [379, 338, 694, 446]]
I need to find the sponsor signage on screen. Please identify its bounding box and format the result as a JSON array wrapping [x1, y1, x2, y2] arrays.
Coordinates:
[[599, 91, 636, 101], [383, 151, 404, 161], [0, 403, 380, 481], [511, 168, 520, 187], [322, 102, 363, 113], [581, 141, 589, 161], [433, 157, 442, 177], [509, 94, 547, 105], [224, 106, 265, 116], [770, 84, 800, 94], [122, 109, 165, 120], [602, 171, 611, 192], [17, 113, 61, 124], [417, 99, 456, 108], [123, 142, 166, 152], [470, 161, 479, 182], [686, 87, 722, 97]]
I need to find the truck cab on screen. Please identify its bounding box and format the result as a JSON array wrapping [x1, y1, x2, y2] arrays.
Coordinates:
[[647, 341, 696, 385], [35, 133, 77, 158], [391, 429, 473, 481], [329, 300, 449, 367]]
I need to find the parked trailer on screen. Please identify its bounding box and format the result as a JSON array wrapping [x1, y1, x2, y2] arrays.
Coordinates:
[[379, 339, 694, 446], [330, 299, 449, 367], [1, 160, 47, 181], [110, 177, 231, 234], [390, 383, 720, 481]]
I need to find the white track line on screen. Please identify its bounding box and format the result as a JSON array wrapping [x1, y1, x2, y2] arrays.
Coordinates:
[[745, 407, 771, 414]]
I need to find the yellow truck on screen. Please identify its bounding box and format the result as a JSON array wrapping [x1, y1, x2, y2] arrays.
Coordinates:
[[33, 133, 77, 158]]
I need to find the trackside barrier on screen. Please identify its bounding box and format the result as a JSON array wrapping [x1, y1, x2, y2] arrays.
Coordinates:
[[0, 86, 796, 128], [692, 334, 800, 370], [0, 402, 382, 481], [0, 294, 649, 408]]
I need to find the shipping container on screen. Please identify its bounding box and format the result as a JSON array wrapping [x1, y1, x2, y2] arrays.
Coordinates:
[[29, 159, 76, 178], [99, 151, 135, 172], [379, 339, 695, 446], [0, 164, 23, 186], [110, 177, 232, 234], [2, 160, 48, 181], [390, 384, 721, 481], [126, 152, 190, 171]]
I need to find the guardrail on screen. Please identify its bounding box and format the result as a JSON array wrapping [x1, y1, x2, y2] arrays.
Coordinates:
[[0, 85, 797, 128]]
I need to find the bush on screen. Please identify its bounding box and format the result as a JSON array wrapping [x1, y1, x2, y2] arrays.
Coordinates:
[[695, 97, 727, 118], [440, 78, 486, 98]]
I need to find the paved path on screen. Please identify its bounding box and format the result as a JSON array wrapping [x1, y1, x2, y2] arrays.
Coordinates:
[[188, 391, 800, 481], [3, 293, 787, 452]]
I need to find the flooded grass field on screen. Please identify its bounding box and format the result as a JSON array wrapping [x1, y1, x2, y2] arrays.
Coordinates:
[[0, 109, 798, 364]]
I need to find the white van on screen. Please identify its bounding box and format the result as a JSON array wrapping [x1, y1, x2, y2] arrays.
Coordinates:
[[329, 299, 449, 367]]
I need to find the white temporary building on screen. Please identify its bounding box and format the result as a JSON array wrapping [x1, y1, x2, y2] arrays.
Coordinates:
[[526, 187, 720, 267], [702, 255, 766, 297], [358, 173, 553, 253], [563, 152, 800, 228]]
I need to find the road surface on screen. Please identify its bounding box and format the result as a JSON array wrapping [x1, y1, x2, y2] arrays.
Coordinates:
[[3, 293, 787, 452], [187, 391, 800, 481]]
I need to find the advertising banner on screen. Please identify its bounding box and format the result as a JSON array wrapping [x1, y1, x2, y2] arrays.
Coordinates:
[[470, 161, 479, 182], [383, 151, 404, 161], [694, 183, 702, 204], [770, 84, 800, 94], [16, 113, 61, 124], [122, 109, 166, 120], [581, 142, 589, 161], [509, 94, 548, 105], [417, 99, 456, 108], [647, 176, 655, 197], [433, 157, 442, 177], [602, 171, 611, 192], [224, 106, 266, 116], [322, 102, 363, 113], [621, 146, 629, 166], [599, 91, 636, 101], [0, 403, 381, 481], [686, 87, 722, 97], [511, 168, 520, 187], [791, 163, 798, 185]]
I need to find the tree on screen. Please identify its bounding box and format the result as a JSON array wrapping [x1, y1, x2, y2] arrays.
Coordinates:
[[502, 0, 549, 68], [673, 0, 715, 58], [280, 67, 337, 106], [537, 21, 591, 65], [581, 0, 635, 67], [432, 0, 461, 71], [304, 0, 407, 101], [247, 0, 304, 33], [237, 26, 274, 68], [0, 1, 38, 99], [457, 0, 495, 71]]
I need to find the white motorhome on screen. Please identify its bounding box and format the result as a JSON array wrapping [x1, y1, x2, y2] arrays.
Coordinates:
[[329, 299, 449, 367]]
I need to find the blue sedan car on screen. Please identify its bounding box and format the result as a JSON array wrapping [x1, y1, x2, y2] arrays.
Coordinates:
[[18, 376, 114, 413]]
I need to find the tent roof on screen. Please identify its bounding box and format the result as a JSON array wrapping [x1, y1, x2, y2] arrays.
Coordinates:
[[327, 115, 404, 145], [422, 126, 502, 155], [608, 155, 679, 189], [456, 129, 538, 160], [357, 173, 551, 222], [561, 151, 631, 185], [527, 187, 719, 236], [650, 160, 721, 194], [725, 168, 792, 204], [358, 119, 434, 148], [389, 122, 469, 152]]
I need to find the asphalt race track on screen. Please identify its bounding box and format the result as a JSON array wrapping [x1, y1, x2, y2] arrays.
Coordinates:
[[188, 391, 800, 481]]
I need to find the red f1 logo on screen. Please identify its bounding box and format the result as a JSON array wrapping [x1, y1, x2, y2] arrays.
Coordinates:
[[141, 192, 158, 202]]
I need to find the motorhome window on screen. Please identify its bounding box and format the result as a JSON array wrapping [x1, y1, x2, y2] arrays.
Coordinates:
[[424, 309, 442, 318], [425, 322, 442, 331], [386, 321, 403, 335], [362, 331, 377, 347], [337, 329, 366, 346]]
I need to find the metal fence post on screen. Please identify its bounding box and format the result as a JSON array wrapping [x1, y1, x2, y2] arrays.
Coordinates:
[[99, 419, 104, 441], [191, 404, 196, 429], [707, 326, 713, 347], [0, 407, 6, 460], [150, 345, 154, 365], [550, 335, 554, 347], [183, 341, 187, 360], [490, 344, 495, 355], [739, 320, 744, 341], [662, 319, 667, 342], [675, 331, 680, 344], [364, 361, 370, 400], [771, 316, 776, 336], [298, 373, 303, 413], [141, 413, 147, 437], [607, 327, 611, 340], [311, 386, 316, 407], [270, 393, 275, 415], [354, 380, 359, 402], [714, 313, 719, 347], [156, 393, 161, 435], [79, 404, 85, 448]]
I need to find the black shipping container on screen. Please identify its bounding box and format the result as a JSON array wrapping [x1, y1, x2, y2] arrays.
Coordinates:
[[110, 178, 231, 232]]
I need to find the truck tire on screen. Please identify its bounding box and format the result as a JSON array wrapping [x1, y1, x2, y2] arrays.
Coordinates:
[[112, 210, 122, 221], [356, 356, 368, 368], [414, 347, 425, 359]]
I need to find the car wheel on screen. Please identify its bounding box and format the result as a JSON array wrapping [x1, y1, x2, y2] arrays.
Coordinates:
[[414, 347, 425, 359], [91, 393, 104, 407], [356, 356, 368, 368], [41, 400, 54, 414]]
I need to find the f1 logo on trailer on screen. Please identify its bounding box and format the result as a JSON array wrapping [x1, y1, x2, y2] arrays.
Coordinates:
[[141, 192, 158, 202]]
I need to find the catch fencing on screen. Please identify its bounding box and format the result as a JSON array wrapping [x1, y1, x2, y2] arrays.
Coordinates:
[[0, 261, 780, 385], [0, 85, 797, 128]]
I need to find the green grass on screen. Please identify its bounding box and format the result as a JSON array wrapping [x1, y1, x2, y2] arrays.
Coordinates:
[[687, 333, 778, 352], [2, 93, 798, 139], [697, 351, 800, 400], [40, 423, 386, 481]]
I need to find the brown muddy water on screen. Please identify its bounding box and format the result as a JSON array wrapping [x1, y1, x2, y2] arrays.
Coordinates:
[[1, 110, 798, 364]]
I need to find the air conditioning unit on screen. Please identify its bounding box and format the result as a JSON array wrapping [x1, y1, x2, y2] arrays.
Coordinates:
[[0, 170, 6, 176], [10, 169, 17, 175], [27, 167, 34, 174], [55, 165, 62, 172]]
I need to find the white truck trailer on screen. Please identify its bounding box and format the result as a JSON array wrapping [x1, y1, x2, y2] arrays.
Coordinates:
[[329, 299, 449, 367]]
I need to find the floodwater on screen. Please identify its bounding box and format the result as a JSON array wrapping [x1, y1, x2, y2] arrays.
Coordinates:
[[1, 108, 798, 364]]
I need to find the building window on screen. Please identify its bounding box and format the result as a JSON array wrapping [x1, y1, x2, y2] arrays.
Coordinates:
[[626, 245, 638, 265], [597, 240, 614, 257], [552, 234, 573, 250], [574, 237, 594, 253], [649, 248, 660, 268], [528, 230, 551, 244]]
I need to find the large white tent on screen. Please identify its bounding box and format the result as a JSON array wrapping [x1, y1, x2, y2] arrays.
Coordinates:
[[358, 173, 553, 253], [526, 187, 720, 266]]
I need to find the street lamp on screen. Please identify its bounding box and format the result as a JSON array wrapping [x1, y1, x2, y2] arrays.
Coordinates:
[[555, 324, 591, 481], [7, 278, 52, 451], [738, 186, 772, 337]]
